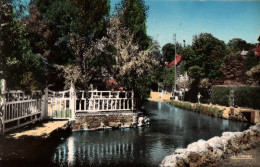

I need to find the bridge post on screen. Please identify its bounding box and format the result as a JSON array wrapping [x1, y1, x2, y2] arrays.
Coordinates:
[[70, 86, 76, 120], [41, 87, 48, 119], [0, 79, 6, 135]]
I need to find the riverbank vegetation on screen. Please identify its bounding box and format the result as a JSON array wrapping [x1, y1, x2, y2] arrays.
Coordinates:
[[168, 101, 223, 118]]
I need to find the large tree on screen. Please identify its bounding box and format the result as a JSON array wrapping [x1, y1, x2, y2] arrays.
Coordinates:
[[115, 0, 150, 50], [220, 54, 247, 85], [32, 0, 110, 57], [162, 42, 183, 63], [21, 6, 54, 60], [227, 38, 255, 54], [0, 1, 43, 90], [162, 43, 175, 63], [68, 0, 110, 40], [59, 17, 158, 98], [183, 33, 227, 79]]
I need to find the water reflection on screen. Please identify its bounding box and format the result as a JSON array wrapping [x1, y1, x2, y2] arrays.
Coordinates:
[[51, 101, 251, 167], [67, 136, 74, 166]]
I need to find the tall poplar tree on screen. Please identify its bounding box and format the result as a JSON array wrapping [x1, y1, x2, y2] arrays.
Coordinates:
[[115, 0, 150, 50]]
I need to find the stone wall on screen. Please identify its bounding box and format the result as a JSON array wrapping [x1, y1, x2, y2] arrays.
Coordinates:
[[160, 123, 260, 167], [73, 114, 137, 130]]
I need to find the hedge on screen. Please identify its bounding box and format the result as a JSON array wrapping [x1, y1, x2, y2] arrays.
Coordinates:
[[211, 86, 232, 107], [235, 86, 260, 109], [211, 85, 260, 109]]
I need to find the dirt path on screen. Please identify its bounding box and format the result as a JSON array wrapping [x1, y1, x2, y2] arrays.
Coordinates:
[[8, 120, 68, 139], [148, 91, 172, 102], [0, 120, 70, 166]]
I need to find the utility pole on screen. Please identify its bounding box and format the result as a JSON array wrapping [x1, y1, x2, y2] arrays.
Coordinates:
[[173, 34, 177, 92]]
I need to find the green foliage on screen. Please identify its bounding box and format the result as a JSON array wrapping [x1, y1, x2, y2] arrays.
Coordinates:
[[235, 86, 260, 109], [194, 104, 223, 117], [33, 0, 83, 35], [31, 0, 84, 66], [162, 42, 183, 63], [68, 0, 110, 40], [43, 0, 82, 36], [188, 65, 205, 79], [161, 67, 175, 87], [169, 101, 223, 117], [169, 101, 193, 110], [245, 51, 260, 70], [115, 0, 150, 50], [184, 80, 199, 102], [220, 54, 247, 85], [162, 43, 175, 63], [210, 86, 260, 109], [119, 74, 152, 100], [0, 2, 43, 90], [89, 54, 116, 68], [183, 33, 226, 79], [227, 38, 255, 54], [30, 0, 111, 89], [33, 0, 110, 58], [149, 65, 163, 83], [246, 64, 260, 86], [211, 86, 231, 107]]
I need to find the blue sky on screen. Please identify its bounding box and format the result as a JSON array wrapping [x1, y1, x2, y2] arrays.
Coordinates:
[[111, 0, 260, 47]]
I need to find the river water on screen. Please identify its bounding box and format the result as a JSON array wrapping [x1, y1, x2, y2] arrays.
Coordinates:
[[51, 101, 251, 167]]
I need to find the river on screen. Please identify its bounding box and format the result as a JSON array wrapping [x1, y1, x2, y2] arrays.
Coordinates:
[[50, 101, 251, 167]]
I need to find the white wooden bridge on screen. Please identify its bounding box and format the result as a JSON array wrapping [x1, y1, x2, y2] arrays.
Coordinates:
[[0, 80, 140, 135]]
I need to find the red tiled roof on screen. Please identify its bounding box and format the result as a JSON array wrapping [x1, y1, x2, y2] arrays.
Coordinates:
[[253, 44, 260, 57], [166, 54, 182, 67]]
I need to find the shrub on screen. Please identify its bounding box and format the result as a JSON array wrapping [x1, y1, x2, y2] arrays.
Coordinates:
[[169, 101, 192, 110], [211, 107, 223, 117], [194, 104, 223, 117]]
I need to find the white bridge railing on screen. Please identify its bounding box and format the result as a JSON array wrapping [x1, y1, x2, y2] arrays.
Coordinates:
[[0, 82, 43, 134], [47, 88, 73, 120], [76, 90, 135, 112], [0, 80, 140, 135]]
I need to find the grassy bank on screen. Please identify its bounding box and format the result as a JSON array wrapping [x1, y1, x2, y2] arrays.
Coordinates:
[[168, 101, 223, 118]]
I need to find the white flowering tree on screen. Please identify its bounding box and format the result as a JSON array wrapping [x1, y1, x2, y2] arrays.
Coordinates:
[[59, 17, 159, 98]]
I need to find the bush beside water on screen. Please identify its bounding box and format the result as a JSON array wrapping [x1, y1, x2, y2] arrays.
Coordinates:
[[169, 101, 223, 118], [169, 101, 193, 110]]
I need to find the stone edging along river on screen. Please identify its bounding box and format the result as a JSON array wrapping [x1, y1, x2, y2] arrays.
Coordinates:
[[160, 123, 260, 167]]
